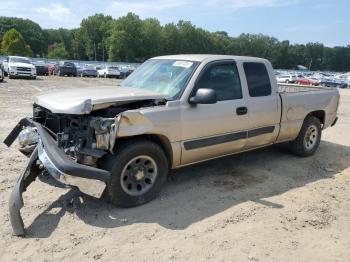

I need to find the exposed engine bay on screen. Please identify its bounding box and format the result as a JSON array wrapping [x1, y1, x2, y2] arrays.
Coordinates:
[[29, 99, 166, 166]]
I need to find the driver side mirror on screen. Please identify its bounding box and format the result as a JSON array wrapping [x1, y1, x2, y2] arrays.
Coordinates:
[[189, 88, 217, 104]]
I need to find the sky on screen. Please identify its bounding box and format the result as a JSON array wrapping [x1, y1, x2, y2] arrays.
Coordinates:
[[0, 0, 349, 47]]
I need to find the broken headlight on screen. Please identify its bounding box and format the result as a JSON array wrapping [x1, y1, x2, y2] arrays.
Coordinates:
[[18, 127, 39, 147]]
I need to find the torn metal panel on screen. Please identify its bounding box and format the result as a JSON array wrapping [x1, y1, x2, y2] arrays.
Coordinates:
[[9, 147, 39, 236], [117, 111, 154, 137]]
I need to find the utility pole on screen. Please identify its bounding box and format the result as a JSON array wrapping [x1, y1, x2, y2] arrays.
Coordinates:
[[308, 58, 313, 70], [102, 39, 105, 62], [94, 42, 97, 61]]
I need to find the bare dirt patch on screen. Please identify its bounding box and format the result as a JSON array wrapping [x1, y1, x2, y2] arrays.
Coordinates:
[[0, 76, 349, 261]]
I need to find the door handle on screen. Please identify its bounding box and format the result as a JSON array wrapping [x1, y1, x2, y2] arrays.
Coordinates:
[[236, 107, 248, 115]]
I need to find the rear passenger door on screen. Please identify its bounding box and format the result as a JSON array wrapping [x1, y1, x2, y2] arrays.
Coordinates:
[[242, 62, 281, 148]]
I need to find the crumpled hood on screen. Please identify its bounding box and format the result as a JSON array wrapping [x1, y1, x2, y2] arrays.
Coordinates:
[[35, 86, 166, 114], [10, 62, 35, 69]]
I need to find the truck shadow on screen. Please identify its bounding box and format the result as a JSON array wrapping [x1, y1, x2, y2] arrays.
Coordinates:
[[26, 140, 350, 238]]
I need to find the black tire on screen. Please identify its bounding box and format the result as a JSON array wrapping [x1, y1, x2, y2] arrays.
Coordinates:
[[289, 116, 321, 157], [4, 71, 8, 77], [101, 139, 168, 207], [9, 74, 13, 79]]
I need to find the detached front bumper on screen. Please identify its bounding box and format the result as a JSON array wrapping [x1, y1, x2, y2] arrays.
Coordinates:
[[4, 118, 111, 236]]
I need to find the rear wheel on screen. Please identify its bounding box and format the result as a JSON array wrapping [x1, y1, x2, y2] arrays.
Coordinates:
[[101, 139, 168, 207], [289, 116, 321, 157]]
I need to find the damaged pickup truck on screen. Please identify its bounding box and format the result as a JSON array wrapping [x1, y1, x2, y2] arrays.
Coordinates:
[[4, 55, 339, 236]]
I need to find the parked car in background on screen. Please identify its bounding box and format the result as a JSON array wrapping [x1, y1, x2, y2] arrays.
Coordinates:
[[46, 63, 55, 75], [321, 79, 347, 88], [2, 56, 36, 79], [80, 67, 98, 77], [34, 61, 49, 76], [296, 77, 319, 86], [53, 61, 78, 77], [98, 65, 121, 78], [119, 67, 135, 79], [276, 74, 296, 83]]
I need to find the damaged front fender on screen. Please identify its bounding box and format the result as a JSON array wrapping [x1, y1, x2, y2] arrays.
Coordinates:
[[117, 111, 154, 137], [91, 111, 154, 152]]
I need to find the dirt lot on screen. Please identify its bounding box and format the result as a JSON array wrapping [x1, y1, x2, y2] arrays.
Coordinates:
[[0, 76, 349, 262]]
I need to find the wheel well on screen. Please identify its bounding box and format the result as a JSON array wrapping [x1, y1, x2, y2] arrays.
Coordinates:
[[307, 110, 325, 126], [115, 134, 173, 167]]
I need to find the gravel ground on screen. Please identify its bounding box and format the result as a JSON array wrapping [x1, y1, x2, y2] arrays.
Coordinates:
[[0, 76, 349, 262]]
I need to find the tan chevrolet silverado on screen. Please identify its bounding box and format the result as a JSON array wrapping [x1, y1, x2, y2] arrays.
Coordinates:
[[4, 54, 339, 235]]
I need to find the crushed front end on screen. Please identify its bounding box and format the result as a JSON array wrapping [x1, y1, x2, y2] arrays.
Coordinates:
[[4, 97, 164, 236], [4, 104, 120, 236]]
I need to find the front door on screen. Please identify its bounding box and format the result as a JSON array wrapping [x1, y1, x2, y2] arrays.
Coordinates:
[[180, 61, 250, 165]]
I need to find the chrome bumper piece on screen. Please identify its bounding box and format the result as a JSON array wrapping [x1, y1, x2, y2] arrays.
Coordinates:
[[5, 118, 111, 236], [37, 140, 106, 198]]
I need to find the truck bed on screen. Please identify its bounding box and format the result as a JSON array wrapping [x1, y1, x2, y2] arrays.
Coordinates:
[[276, 83, 339, 143], [278, 83, 333, 93]]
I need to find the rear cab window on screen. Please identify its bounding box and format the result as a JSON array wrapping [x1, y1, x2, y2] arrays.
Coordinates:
[[243, 62, 271, 97]]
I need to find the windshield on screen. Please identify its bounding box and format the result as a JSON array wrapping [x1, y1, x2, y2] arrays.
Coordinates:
[[121, 59, 198, 99], [10, 57, 31, 64]]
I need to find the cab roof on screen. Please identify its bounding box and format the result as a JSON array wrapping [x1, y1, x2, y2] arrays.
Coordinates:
[[152, 54, 269, 64]]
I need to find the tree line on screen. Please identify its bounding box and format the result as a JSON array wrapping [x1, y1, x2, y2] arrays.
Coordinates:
[[0, 13, 349, 71]]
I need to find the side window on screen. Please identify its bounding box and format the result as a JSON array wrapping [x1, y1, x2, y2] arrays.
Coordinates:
[[197, 63, 242, 101], [243, 62, 272, 97]]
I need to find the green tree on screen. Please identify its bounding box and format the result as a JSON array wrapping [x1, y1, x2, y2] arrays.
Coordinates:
[[47, 43, 69, 59], [107, 13, 143, 62], [0, 17, 44, 56], [161, 23, 181, 55], [71, 28, 88, 60], [1, 28, 32, 56], [43, 28, 75, 57], [80, 14, 113, 61], [140, 18, 163, 59], [1, 14, 349, 71]]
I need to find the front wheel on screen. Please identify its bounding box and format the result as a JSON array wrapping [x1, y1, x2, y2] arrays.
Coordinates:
[[101, 139, 169, 207], [289, 116, 321, 157]]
